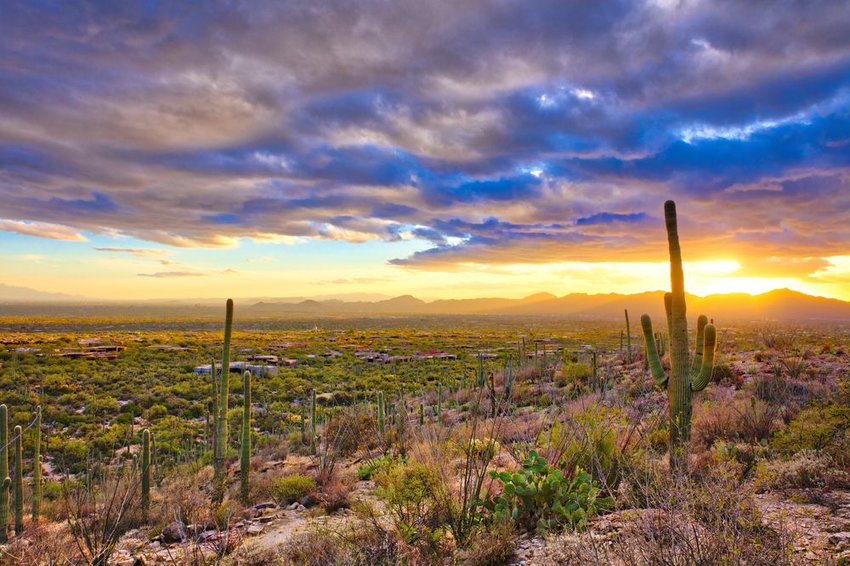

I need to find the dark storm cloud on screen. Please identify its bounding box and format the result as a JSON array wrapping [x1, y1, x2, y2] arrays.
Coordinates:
[[1, 0, 850, 272]]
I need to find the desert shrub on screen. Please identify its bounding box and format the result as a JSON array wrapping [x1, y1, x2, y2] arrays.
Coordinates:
[[324, 407, 379, 456], [486, 451, 611, 534], [711, 362, 741, 387], [318, 475, 354, 513], [454, 520, 517, 566], [754, 450, 850, 492], [539, 405, 628, 492], [272, 474, 316, 504], [556, 361, 591, 388], [357, 454, 402, 480], [563, 467, 792, 565], [155, 462, 213, 533], [693, 396, 779, 448], [771, 402, 850, 466], [274, 517, 407, 566], [374, 462, 444, 551]]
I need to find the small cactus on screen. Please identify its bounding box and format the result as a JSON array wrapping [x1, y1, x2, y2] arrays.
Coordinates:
[[240, 371, 252, 503], [436, 381, 443, 424], [641, 201, 718, 471], [141, 429, 151, 521]]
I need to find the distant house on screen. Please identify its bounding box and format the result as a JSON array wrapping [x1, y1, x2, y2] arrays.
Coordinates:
[[247, 354, 279, 364], [193, 361, 279, 375]]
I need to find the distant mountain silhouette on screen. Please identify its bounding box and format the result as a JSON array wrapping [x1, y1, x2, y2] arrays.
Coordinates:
[[245, 289, 850, 320], [0, 284, 85, 302], [3, 287, 850, 320]]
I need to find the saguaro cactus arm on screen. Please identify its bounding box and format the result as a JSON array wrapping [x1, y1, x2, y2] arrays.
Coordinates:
[[641, 315, 667, 386], [690, 323, 717, 392]]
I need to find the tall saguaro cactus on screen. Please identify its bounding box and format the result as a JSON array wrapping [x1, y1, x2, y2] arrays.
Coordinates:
[[0, 404, 9, 543], [376, 391, 385, 436], [141, 429, 151, 520], [240, 371, 252, 503], [213, 299, 234, 503], [13, 426, 22, 535], [309, 389, 317, 455], [32, 406, 41, 524], [641, 201, 717, 471]]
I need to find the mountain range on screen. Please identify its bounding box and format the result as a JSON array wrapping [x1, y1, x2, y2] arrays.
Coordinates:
[[2, 285, 850, 320]]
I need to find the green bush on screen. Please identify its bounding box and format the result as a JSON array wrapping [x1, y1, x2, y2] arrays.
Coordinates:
[[357, 454, 401, 481], [272, 474, 317, 504], [375, 462, 443, 549], [771, 403, 850, 466], [486, 450, 611, 534]]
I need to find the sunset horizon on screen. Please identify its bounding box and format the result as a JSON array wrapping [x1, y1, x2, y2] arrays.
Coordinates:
[[2, 2, 849, 302]]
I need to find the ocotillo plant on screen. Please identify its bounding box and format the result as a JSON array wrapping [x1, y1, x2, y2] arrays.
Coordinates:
[[309, 389, 317, 455], [32, 406, 41, 524], [240, 371, 252, 503], [419, 403, 424, 426], [641, 200, 717, 471], [0, 404, 8, 543], [624, 309, 632, 363], [141, 429, 151, 520], [13, 426, 22, 535], [213, 298, 233, 503]]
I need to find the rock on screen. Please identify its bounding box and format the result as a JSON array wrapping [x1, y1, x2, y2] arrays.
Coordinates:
[[198, 530, 219, 543], [296, 503, 305, 512], [300, 494, 319, 508], [286, 502, 299, 510], [254, 501, 277, 511], [246, 524, 265, 535], [160, 522, 185, 544]]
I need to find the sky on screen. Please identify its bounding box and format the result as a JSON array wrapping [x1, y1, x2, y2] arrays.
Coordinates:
[[1, 0, 850, 301]]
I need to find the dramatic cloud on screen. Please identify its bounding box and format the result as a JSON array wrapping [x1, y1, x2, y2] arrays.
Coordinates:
[[1, 0, 849, 279]]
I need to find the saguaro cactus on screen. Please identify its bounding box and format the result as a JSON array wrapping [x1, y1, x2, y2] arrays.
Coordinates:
[[309, 389, 317, 455], [213, 299, 233, 503], [141, 429, 151, 520], [377, 391, 385, 436], [0, 404, 8, 542], [32, 406, 41, 524], [240, 371, 252, 503], [13, 426, 22, 535], [641, 201, 717, 471]]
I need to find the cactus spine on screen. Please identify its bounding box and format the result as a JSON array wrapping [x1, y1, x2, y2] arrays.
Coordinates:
[[640, 201, 717, 471], [32, 406, 41, 524], [309, 389, 317, 455], [141, 429, 151, 520], [213, 299, 233, 503], [13, 426, 22, 535], [240, 371, 252, 503], [0, 405, 8, 542]]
